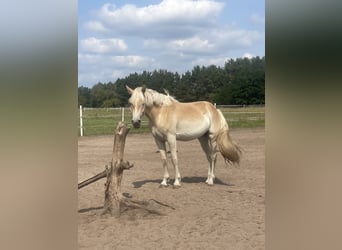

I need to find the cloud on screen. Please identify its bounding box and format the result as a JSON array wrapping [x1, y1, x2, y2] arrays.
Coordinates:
[[78, 1, 265, 86], [144, 29, 264, 56], [78, 53, 156, 85], [191, 56, 230, 67], [209, 29, 264, 48], [97, 0, 224, 38], [168, 37, 215, 54], [108, 55, 155, 68], [79, 53, 155, 68], [80, 37, 127, 53], [242, 52, 254, 59], [250, 13, 265, 25], [84, 21, 109, 32]]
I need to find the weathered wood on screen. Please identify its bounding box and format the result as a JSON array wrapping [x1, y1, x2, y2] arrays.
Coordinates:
[[78, 121, 175, 217], [78, 170, 107, 189], [102, 122, 133, 217]]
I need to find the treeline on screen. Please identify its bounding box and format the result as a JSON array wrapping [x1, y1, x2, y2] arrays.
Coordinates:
[[78, 56, 264, 107]]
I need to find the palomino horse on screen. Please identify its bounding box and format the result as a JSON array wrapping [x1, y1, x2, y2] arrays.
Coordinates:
[[126, 85, 241, 187]]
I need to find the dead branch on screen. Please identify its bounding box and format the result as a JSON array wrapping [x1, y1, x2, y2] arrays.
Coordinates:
[[78, 170, 107, 189]]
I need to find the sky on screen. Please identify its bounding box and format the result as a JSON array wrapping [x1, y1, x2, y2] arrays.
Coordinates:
[[78, 0, 264, 87]]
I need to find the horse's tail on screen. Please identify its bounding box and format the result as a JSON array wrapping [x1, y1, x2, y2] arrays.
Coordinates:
[[216, 109, 241, 165]]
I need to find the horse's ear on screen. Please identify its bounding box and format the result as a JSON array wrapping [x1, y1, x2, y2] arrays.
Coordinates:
[[141, 85, 146, 95], [163, 88, 170, 96], [126, 85, 134, 95]]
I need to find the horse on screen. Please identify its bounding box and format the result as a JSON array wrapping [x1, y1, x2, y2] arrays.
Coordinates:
[[126, 85, 241, 187]]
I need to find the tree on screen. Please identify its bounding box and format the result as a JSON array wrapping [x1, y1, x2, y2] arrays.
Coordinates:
[[78, 56, 265, 106], [78, 86, 91, 107]]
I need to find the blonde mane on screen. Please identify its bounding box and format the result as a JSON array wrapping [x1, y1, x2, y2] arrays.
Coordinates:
[[141, 87, 178, 107]]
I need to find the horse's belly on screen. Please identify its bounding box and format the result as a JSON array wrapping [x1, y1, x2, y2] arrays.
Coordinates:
[[176, 132, 206, 141], [175, 121, 209, 141]]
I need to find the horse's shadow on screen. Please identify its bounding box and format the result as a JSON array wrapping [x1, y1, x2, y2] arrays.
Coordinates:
[[132, 176, 233, 188]]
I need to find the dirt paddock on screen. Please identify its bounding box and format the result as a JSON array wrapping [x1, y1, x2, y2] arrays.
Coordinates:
[[78, 128, 265, 249]]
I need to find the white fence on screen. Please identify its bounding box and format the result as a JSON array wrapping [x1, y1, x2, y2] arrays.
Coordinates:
[[78, 105, 265, 136]]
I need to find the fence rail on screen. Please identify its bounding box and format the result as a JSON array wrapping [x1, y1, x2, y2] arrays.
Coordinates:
[[78, 105, 265, 136]]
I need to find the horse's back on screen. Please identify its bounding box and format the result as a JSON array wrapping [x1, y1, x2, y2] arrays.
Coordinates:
[[169, 101, 215, 114]]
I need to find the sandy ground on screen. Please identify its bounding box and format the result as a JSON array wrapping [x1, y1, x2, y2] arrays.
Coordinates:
[[78, 128, 265, 249]]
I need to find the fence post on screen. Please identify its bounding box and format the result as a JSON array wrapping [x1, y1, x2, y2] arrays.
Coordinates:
[[121, 107, 125, 122], [80, 105, 83, 136]]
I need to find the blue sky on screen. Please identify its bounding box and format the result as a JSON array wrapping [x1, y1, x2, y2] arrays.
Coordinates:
[[78, 0, 264, 87]]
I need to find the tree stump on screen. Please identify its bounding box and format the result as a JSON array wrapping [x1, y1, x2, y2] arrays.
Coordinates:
[[78, 121, 175, 218], [102, 122, 133, 217]]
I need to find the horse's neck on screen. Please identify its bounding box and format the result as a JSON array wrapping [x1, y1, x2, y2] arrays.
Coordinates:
[[143, 91, 176, 124], [144, 105, 160, 125]]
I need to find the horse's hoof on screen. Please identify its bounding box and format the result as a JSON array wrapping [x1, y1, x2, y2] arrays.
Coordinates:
[[172, 184, 181, 189], [159, 184, 169, 188]]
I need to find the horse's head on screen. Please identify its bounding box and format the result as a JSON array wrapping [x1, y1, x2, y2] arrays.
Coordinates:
[[126, 85, 146, 128]]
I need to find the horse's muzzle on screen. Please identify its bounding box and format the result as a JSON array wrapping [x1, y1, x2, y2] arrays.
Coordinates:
[[132, 120, 141, 128]]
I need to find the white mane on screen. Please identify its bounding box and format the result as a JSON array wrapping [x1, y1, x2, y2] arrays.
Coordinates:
[[140, 87, 178, 107]]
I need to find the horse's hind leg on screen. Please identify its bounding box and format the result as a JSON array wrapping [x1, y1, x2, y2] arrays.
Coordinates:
[[198, 134, 217, 185], [154, 138, 170, 186]]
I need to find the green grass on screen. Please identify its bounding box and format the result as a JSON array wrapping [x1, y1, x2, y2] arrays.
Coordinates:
[[220, 107, 265, 128], [78, 106, 265, 136], [79, 108, 150, 136]]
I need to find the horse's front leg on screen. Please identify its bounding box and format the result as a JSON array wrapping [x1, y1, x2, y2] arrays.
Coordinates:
[[167, 136, 181, 187], [154, 138, 169, 186]]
